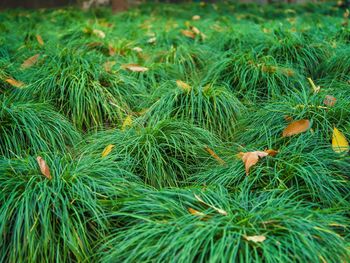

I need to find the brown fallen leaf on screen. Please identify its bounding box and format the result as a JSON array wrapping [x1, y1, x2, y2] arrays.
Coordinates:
[[244, 235, 266, 243], [102, 144, 115, 157], [103, 61, 116, 72], [181, 29, 196, 39], [121, 64, 149, 72], [36, 34, 44, 46], [108, 45, 116, 56], [264, 149, 278, 156], [176, 80, 191, 92], [282, 119, 311, 137], [36, 156, 51, 180], [21, 54, 40, 69], [190, 26, 201, 35], [284, 115, 294, 122], [194, 194, 227, 215], [5, 78, 25, 88], [242, 151, 268, 175], [323, 95, 337, 107], [204, 146, 225, 165]]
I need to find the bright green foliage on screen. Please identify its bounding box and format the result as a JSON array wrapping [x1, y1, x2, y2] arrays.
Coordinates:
[[1, 1, 350, 262]]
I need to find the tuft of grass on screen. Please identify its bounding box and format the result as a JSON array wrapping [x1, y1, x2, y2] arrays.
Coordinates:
[[0, 94, 81, 157], [100, 186, 350, 263], [143, 82, 243, 140], [0, 153, 137, 262], [81, 119, 221, 188]]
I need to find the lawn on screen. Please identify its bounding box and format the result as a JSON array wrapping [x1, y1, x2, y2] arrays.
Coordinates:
[[0, 2, 350, 262]]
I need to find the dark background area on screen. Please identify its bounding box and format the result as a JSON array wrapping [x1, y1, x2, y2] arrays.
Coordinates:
[[0, 0, 76, 9]]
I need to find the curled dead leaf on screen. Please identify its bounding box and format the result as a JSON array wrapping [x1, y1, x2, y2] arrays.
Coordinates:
[[108, 45, 116, 56], [282, 119, 311, 137], [102, 144, 115, 157], [21, 54, 40, 69], [204, 146, 225, 165], [242, 151, 268, 175], [121, 64, 149, 72], [36, 156, 51, 180], [264, 149, 278, 156], [244, 235, 266, 243]]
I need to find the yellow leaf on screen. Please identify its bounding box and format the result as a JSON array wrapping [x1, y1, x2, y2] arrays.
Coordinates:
[[332, 127, 349, 153], [102, 144, 115, 157], [36, 156, 51, 180], [192, 15, 201, 21], [5, 78, 25, 88], [122, 115, 132, 130], [121, 64, 149, 72], [204, 146, 225, 165], [282, 119, 311, 137], [307, 77, 320, 93], [176, 80, 191, 92], [36, 34, 44, 46], [21, 54, 40, 69], [244, 235, 266, 243]]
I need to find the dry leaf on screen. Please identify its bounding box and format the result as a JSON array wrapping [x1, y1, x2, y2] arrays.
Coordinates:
[[284, 115, 293, 122], [36, 34, 44, 46], [188, 207, 206, 217], [21, 54, 40, 69], [192, 15, 201, 20], [103, 61, 116, 72], [121, 64, 149, 72], [122, 115, 132, 130], [204, 146, 225, 165], [147, 37, 156, 44], [282, 119, 311, 137], [190, 26, 201, 35], [307, 77, 320, 93], [93, 29, 106, 39], [264, 149, 278, 156], [132, 47, 143, 52], [242, 151, 268, 175], [5, 78, 25, 88], [332, 127, 349, 153], [181, 29, 196, 39], [36, 156, 51, 180], [108, 45, 116, 56], [324, 95, 337, 107], [176, 80, 191, 92], [194, 194, 227, 215], [244, 235, 266, 243], [102, 144, 115, 157]]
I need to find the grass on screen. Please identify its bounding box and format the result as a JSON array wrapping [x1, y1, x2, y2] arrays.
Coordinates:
[[0, 1, 350, 262]]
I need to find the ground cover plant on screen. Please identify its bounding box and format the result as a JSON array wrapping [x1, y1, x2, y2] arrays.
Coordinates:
[[0, 1, 350, 262]]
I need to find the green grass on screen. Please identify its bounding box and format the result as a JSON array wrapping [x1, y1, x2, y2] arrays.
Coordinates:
[[0, 1, 350, 262]]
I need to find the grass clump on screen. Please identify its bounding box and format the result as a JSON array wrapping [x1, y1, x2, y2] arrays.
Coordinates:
[[0, 95, 80, 157], [82, 119, 221, 188], [0, 153, 136, 262], [101, 187, 350, 263]]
